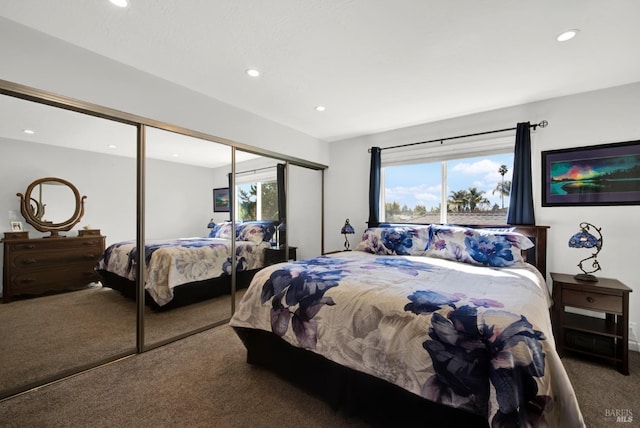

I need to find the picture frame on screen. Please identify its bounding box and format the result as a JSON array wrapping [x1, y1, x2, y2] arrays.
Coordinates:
[[542, 140, 640, 206], [10, 220, 23, 232], [213, 187, 230, 212]]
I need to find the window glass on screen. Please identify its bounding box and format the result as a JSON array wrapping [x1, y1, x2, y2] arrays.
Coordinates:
[[383, 152, 513, 225], [236, 180, 278, 221]]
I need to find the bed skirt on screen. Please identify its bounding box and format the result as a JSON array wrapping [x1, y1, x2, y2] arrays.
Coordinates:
[[232, 326, 489, 427], [97, 269, 257, 311]]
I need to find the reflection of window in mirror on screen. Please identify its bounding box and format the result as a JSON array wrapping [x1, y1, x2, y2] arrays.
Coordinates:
[[236, 181, 278, 221], [235, 160, 281, 222]]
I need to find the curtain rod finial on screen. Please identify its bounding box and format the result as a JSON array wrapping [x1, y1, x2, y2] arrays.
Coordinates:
[[538, 120, 548, 128]]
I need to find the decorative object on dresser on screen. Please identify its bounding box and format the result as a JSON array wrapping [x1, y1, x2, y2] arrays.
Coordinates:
[[551, 272, 632, 375], [16, 177, 86, 238], [340, 218, 355, 251], [568, 221, 603, 282], [2, 232, 106, 303]]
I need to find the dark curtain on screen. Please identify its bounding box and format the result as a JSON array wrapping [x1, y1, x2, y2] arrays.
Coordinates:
[[227, 172, 233, 222], [277, 163, 286, 224], [507, 122, 535, 225], [368, 147, 381, 227]]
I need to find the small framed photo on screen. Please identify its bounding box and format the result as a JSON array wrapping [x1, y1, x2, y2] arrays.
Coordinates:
[[213, 187, 230, 212], [10, 221, 23, 232]]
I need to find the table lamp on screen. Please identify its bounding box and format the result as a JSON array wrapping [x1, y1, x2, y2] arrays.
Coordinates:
[[341, 218, 355, 251], [568, 222, 602, 282]]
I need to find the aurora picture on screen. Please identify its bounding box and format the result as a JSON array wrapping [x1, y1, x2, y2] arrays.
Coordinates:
[[542, 140, 640, 206]]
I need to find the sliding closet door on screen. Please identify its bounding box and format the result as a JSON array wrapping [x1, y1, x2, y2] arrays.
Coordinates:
[[287, 164, 323, 259], [0, 94, 137, 399], [231, 151, 285, 308], [143, 127, 232, 348]]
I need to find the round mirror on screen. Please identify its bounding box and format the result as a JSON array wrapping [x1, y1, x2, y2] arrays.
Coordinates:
[[17, 177, 86, 237]]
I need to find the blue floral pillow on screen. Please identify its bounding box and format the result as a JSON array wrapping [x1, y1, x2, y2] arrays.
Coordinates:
[[237, 221, 276, 243], [354, 226, 430, 256], [209, 221, 235, 239], [425, 225, 534, 267]]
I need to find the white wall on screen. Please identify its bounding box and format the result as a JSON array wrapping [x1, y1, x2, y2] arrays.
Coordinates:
[[326, 82, 640, 348], [0, 18, 329, 166], [0, 138, 218, 292]]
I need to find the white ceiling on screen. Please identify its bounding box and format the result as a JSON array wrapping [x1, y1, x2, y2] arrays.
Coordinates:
[[1, 0, 640, 145]]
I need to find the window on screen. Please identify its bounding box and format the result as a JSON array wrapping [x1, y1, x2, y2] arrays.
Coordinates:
[[235, 180, 279, 221], [383, 152, 514, 225]]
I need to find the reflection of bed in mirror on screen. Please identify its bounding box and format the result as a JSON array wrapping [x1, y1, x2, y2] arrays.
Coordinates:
[[96, 221, 276, 310]]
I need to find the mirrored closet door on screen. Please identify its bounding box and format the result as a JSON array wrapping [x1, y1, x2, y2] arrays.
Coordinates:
[[287, 164, 323, 259], [0, 94, 137, 398], [143, 127, 233, 348], [232, 151, 285, 305]]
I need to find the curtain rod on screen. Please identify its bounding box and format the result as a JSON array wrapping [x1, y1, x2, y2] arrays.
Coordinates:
[[236, 165, 279, 175], [369, 120, 548, 153]]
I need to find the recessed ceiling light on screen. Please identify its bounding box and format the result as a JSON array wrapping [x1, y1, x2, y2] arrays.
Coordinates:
[[172, 153, 180, 158], [109, 0, 129, 7], [246, 69, 260, 77], [107, 144, 118, 149], [557, 29, 579, 42], [315, 105, 326, 112], [22, 129, 35, 134]]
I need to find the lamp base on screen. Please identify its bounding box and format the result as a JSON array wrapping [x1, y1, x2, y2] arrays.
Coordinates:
[[574, 273, 598, 282]]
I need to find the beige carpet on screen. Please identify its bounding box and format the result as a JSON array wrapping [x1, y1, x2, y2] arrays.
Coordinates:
[[0, 323, 638, 427], [0, 284, 233, 394]]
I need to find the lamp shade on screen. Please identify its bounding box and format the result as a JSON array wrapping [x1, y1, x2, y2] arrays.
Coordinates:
[[568, 231, 601, 249], [341, 219, 355, 234]]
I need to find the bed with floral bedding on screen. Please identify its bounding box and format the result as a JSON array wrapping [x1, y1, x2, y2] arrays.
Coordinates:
[[230, 224, 585, 427], [96, 221, 275, 309]]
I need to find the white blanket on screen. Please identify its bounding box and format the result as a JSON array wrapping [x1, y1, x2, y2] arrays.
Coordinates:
[[230, 251, 584, 427]]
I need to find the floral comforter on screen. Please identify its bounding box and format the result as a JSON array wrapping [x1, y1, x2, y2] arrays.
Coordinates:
[[230, 251, 585, 427], [96, 238, 270, 306]]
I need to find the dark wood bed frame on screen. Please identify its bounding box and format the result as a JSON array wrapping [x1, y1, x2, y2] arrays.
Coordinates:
[[233, 224, 549, 427]]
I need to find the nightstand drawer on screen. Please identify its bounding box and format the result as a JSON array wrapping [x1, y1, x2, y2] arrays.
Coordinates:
[[562, 289, 622, 313]]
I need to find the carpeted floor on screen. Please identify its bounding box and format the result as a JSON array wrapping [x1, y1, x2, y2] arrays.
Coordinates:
[[0, 284, 233, 394], [0, 323, 638, 428]]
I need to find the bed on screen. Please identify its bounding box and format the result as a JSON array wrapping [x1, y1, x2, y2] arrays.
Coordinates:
[[96, 221, 276, 310], [230, 224, 585, 427]]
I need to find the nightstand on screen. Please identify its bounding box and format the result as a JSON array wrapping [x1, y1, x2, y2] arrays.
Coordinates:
[[264, 246, 297, 265], [551, 272, 632, 375]]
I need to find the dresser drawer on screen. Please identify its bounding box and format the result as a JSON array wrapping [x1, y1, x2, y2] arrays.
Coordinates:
[[9, 263, 100, 294], [10, 248, 102, 270], [562, 289, 622, 313], [10, 237, 103, 252]]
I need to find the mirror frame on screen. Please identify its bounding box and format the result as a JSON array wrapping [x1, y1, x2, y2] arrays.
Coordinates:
[[17, 177, 86, 237]]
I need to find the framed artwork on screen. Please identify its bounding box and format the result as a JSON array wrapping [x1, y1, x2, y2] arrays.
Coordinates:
[[213, 187, 230, 212], [10, 220, 23, 232], [542, 140, 640, 206]]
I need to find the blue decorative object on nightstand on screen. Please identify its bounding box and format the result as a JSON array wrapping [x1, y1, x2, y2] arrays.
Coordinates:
[[341, 218, 355, 251], [568, 222, 602, 282]]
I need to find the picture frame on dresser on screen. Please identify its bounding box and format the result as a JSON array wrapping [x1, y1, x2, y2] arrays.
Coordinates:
[[9, 221, 23, 232]]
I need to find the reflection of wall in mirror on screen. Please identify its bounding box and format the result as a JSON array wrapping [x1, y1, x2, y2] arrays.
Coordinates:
[[40, 182, 76, 224]]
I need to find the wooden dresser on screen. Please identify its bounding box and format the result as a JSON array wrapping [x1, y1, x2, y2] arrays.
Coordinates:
[[2, 232, 105, 303]]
